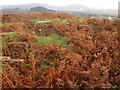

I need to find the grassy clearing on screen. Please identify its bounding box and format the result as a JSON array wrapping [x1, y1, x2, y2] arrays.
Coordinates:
[[1, 32, 19, 35], [0, 23, 12, 26], [2, 32, 68, 47], [1, 32, 21, 50], [34, 33, 68, 47], [34, 19, 68, 25], [1, 32, 19, 39], [35, 21, 54, 25], [2, 13, 119, 88]]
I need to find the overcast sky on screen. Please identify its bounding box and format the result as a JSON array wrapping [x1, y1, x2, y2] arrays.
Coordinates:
[[0, 0, 119, 9]]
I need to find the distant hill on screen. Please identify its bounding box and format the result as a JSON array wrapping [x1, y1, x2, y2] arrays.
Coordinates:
[[1, 6, 56, 14], [1, 3, 118, 17], [30, 6, 54, 12]]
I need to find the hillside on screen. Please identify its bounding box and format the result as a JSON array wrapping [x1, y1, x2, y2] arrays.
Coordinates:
[[30, 7, 55, 12], [1, 6, 56, 14], [1, 12, 119, 89], [1, 3, 118, 17]]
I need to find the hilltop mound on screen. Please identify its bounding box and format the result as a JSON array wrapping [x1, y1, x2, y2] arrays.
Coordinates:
[[1, 12, 119, 88]]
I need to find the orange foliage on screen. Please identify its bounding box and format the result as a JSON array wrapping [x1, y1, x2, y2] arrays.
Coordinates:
[[2, 12, 119, 89]]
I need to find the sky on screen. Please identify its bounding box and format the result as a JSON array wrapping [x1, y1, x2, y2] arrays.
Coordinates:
[[0, 0, 119, 9]]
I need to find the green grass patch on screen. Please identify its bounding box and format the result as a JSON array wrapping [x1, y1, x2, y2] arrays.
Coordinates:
[[74, 83, 78, 88], [24, 74, 29, 77], [10, 33, 18, 38], [1, 32, 18, 35], [58, 87, 62, 88], [26, 64, 30, 67], [78, 18, 86, 22], [35, 19, 68, 25], [35, 20, 54, 25], [1, 32, 68, 47], [1, 32, 19, 39], [0, 23, 12, 26], [34, 33, 68, 47], [61, 19, 67, 24]]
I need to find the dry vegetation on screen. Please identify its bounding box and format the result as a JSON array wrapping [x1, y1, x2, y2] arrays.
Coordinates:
[[1, 12, 119, 88]]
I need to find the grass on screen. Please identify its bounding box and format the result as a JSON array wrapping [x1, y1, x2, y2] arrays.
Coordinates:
[[91, 24, 100, 33], [34, 33, 68, 47], [34, 19, 68, 25], [0, 32, 15, 35], [35, 21, 54, 25], [1, 32, 19, 39], [61, 19, 67, 24], [50, 18, 68, 24], [0, 23, 12, 26], [1, 32, 68, 47], [26, 64, 30, 67], [1, 32, 18, 48], [59, 87, 63, 88], [78, 18, 86, 22], [10, 33, 19, 38], [74, 83, 78, 88], [24, 74, 29, 77]]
